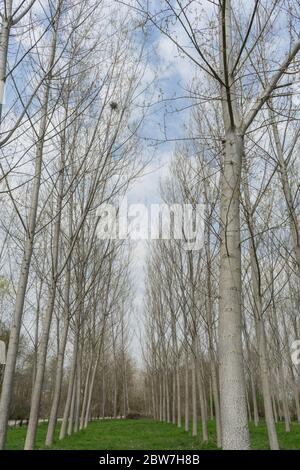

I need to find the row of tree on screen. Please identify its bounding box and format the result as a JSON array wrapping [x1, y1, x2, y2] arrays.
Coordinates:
[[142, 0, 300, 450], [0, 0, 144, 450]]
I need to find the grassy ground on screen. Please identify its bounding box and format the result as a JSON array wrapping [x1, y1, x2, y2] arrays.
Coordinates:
[[6, 418, 300, 450]]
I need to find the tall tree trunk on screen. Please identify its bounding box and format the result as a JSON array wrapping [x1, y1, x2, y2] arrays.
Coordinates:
[[218, 131, 249, 449], [250, 370, 259, 427], [151, 376, 156, 419], [243, 173, 279, 449], [272, 392, 278, 424], [271, 114, 300, 271], [74, 350, 82, 433], [191, 350, 197, 436], [68, 375, 76, 436], [25, 69, 66, 449], [162, 371, 166, 422], [257, 319, 279, 449], [184, 352, 189, 432], [80, 361, 92, 429], [159, 373, 163, 421], [84, 330, 106, 428], [271, 301, 290, 432], [0, 0, 12, 124]]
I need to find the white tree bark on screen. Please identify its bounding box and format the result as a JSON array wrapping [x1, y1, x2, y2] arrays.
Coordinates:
[[218, 132, 250, 449], [197, 361, 208, 442], [45, 270, 70, 446], [80, 361, 92, 429], [184, 352, 189, 432], [243, 171, 279, 449], [59, 335, 78, 440], [0, 0, 12, 123]]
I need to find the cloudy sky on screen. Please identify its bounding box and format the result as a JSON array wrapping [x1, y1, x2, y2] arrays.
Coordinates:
[[124, 11, 201, 360]]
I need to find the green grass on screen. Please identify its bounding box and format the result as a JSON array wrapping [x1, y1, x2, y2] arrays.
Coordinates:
[[6, 418, 300, 450]]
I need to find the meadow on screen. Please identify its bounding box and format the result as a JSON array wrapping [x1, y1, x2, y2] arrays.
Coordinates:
[[6, 419, 300, 450]]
